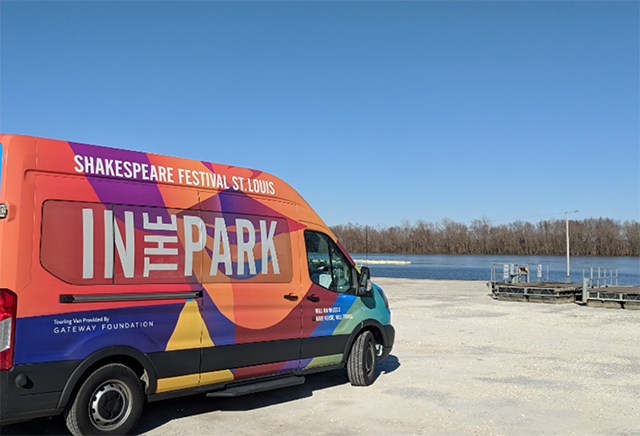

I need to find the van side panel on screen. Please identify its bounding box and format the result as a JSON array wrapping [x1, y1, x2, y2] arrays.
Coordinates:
[[4, 136, 309, 399]]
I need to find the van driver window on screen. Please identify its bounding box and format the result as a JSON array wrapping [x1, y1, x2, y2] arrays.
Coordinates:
[[330, 242, 351, 293], [304, 231, 352, 293]]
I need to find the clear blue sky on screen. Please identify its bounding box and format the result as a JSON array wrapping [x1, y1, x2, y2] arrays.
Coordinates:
[[2, 1, 638, 227]]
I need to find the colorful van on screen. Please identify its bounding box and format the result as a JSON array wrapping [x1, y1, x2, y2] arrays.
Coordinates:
[[0, 134, 394, 435]]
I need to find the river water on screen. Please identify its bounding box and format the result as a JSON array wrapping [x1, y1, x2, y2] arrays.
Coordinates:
[[351, 253, 640, 286]]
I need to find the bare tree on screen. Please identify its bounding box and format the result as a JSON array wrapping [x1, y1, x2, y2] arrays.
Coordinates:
[[330, 217, 638, 257]]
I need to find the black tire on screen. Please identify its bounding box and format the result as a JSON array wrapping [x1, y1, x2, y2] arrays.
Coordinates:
[[347, 330, 377, 386], [64, 363, 144, 436]]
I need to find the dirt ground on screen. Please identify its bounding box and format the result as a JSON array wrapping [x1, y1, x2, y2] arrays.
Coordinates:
[[3, 278, 639, 436]]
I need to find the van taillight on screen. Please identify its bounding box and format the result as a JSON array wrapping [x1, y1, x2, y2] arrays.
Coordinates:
[[0, 289, 17, 370]]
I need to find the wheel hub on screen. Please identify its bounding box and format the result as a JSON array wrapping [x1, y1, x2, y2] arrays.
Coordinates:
[[365, 343, 375, 374], [90, 381, 131, 429]]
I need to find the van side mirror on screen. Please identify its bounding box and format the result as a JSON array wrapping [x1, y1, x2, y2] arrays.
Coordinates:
[[358, 266, 373, 296]]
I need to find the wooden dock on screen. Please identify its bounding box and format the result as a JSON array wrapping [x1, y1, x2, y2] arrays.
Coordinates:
[[489, 281, 640, 309], [489, 281, 583, 304], [582, 285, 640, 309]]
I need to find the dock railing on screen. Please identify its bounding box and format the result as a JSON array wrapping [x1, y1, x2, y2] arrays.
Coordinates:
[[582, 266, 618, 288], [490, 263, 549, 284], [581, 266, 629, 304]]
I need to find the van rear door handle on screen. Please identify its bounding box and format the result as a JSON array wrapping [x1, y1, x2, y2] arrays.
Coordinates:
[[284, 294, 298, 301], [306, 295, 320, 302]]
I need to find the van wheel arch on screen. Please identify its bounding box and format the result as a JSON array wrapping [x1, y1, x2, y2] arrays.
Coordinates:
[[57, 347, 157, 411], [343, 321, 386, 363]]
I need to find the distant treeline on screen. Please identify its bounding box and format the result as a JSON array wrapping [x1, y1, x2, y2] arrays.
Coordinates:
[[331, 217, 640, 257]]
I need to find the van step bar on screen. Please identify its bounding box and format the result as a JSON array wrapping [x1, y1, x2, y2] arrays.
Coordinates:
[[206, 376, 305, 398]]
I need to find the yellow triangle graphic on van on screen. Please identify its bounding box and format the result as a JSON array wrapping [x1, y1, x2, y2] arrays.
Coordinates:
[[166, 300, 212, 351]]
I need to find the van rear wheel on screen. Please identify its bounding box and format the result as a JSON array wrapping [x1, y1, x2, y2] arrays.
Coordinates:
[[347, 331, 377, 386], [64, 363, 144, 436]]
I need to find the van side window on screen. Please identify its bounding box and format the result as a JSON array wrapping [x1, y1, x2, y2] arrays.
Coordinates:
[[304, 231, 352, 293], [330, 242, 352, 293]]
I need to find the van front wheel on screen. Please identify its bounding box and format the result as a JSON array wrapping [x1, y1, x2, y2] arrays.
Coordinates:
[[347, 330, 377, 386], [64, 363, 144, 436]]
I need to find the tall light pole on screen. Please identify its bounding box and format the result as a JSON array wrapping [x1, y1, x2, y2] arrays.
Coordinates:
[[365, 225, 369, 261], [566, 210, 579, 280]]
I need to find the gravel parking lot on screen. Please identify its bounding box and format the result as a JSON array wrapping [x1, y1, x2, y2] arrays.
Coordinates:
[[4, 278, 639, 436]]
